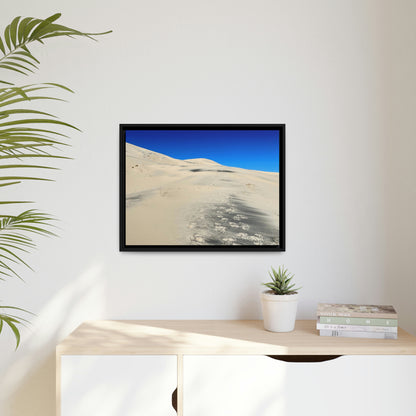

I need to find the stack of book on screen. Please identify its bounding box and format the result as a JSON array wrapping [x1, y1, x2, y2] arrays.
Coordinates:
[[317, 303, 398, 339]]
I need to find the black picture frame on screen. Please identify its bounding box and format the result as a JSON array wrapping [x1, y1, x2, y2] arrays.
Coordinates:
[[120, 124, 285, 251]]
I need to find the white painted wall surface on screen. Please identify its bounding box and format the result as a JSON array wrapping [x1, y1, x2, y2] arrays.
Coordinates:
[[0, 0, 415, 415]]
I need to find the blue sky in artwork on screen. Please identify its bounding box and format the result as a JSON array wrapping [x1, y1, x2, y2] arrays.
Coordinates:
[[126, 129, 280, 172]]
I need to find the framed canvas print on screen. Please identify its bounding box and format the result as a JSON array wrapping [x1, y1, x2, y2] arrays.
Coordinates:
[[119, 124, 285, 251]]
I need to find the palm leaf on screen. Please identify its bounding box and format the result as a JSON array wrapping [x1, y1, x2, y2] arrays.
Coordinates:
[[0, 83, 75, 183], [0, 305, 33, 349], [0, 13, 111, 82], [0, 210, 56, 279], [0, 13, 110, 349]]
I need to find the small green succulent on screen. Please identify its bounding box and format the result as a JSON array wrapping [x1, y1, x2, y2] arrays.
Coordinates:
[[263, 266, 301, 295]]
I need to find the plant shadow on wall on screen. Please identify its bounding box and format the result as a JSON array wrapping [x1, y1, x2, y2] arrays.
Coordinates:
[[0, 14, 111, 348]]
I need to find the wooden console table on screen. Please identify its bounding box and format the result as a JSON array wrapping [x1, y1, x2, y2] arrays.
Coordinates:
[[56, 320, 416, 416]]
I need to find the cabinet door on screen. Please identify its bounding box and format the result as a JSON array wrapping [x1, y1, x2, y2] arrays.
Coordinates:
[[61, 355, 177, 416], [183, 355, 416, 416]]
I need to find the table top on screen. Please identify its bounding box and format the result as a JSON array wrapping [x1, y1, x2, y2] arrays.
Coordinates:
[[56, 320, 416, 356]]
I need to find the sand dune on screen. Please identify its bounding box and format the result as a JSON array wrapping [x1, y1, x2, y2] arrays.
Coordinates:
[[125, 143, 279, 246]]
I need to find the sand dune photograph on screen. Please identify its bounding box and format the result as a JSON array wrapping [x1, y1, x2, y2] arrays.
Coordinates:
[[120, 126, 285, 250]]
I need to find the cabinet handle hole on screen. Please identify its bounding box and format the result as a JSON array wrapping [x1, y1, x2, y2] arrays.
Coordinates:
[[267, 355, 342, 363], [172, 387, 177, 413]]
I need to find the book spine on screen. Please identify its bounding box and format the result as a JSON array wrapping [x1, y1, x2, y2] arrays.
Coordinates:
[[319, 330, 398, 339], [316, 311, 397, 319], [318, 316, 398, 327], [316, 323, 398, 333]]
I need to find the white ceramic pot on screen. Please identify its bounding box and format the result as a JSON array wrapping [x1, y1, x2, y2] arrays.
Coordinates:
[[261, 291, 299, 332]]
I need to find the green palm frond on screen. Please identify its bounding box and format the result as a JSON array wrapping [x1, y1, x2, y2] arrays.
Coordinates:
[[0, 210, 55, 280], [0, 13, 111, 81], [0, 83, 78, 192], [0, 305, 33, 349], [0, 13, 111, 349]]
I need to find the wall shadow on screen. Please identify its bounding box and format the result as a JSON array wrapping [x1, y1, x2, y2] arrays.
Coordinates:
[[6, 353, 55, 416], [0, 262, 106, 416]]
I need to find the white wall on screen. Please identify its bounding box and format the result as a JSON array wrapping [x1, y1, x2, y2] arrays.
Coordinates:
[[0, 1, 415, 415], [382, 0, 416, 342]]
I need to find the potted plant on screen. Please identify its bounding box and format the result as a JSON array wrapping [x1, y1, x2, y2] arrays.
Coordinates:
[[261, 266, 301, 332]]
